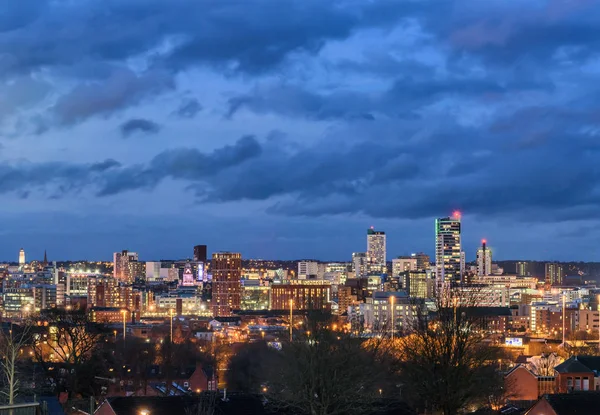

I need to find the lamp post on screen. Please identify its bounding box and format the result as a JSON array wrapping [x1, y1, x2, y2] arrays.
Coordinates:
[[170, 309, 174, 343], [289, 299, 293, 342], [597, 295, 600, 354], [121, 309, 127, 346], [390, 295, 395, 340]]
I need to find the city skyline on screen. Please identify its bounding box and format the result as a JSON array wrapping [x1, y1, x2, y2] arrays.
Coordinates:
[[2, 2, 600, 261]]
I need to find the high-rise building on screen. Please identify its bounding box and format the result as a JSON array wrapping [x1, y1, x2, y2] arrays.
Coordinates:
[[367, 228, 386, 274], [413, 252, 430, 271], [403, 270, 430, 298], [113, 250, 139, 284], [87, 276, 117, 308], [545, 263, 563, 286], [212, 252, 242, 317], [193, 245, 207, 262], [18, 249, 25, 265], [476, 240, 492, 277], [516, 261, 530, 276], [435, 213, 462, 289], [392, 257, 417, 276], [352, 252, 368, 278], [298, 261, 319, 279]]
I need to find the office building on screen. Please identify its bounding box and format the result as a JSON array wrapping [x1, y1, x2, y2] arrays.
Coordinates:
[[413, 252, 430, 271], [270, 280, 331, 311], [33, 284, 57, 311], [87, 276, 117, 308], [435, 213, 462, 289], [241, 280, 270, 311], [516, 261, 531, 276], [392, 257, 417, 276], [18, 249, 25, 265], [402, 270, 431, 298], [113, 250, 140, 284], [298, 261, 319, 279], [360, 292, 424, 335], [193, 245, 207, 262], [545, 263, 563, 286], [212, 252, 242, 317], [352, 252, 368, 278], [367, 228, 386, 274], [476, 240, 492, 277]]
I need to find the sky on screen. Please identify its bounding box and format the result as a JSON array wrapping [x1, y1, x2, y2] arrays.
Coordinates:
[[1, 0, 600, 262]]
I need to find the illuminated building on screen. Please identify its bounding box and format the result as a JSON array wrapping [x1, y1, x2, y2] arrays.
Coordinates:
[[87, 276, 117, 308], [360, 292, 424, 334], [392, 257, 417, 276], [33, 284, 57, 311], [545, 263, 563, 286], [89, 307, 131, 323], [270, 280, 331, 311], [476, 240, 492, 277], [113, 250, 140, 284], [435, 213, 462, 289], [181, 263, 196, 286], [402, 270, 430, 298], [241, 280, 270, 310], [516, 261, 531, 276], [3, 287, 34, 316], [352, 252, 368, 278], [212, 252, 242, 317], [298, 261, 318, 279], [18, 248, 25, 266], [367, 228, 386, 274]]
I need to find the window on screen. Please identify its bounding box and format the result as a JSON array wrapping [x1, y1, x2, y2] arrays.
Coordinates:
[[567, 377, 573, 388], [583, 378, 590, 391], [575, 377, 581, 391]]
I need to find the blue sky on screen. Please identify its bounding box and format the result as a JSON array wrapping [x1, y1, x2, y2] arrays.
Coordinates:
[[1, 0, 600, 262]]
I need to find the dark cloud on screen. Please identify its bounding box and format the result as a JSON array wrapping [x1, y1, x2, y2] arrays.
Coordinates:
[[0, 1, 422, 77], [173, 98, 202, 118], [120, 118, 161, 137], [51, 67, 174, 125], [97, 135, 262, 196]]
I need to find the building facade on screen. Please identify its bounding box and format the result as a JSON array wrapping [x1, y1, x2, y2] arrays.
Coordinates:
[[367, 228, 386, 275], [435, 214, 462, 289], [476, 240, 492, 277], [211, 252, 242, 317]]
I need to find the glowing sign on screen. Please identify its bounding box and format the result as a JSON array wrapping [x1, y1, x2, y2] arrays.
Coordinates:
[[505, 337, 523, 347]]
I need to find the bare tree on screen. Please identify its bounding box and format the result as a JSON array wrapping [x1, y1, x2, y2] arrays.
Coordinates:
[[397, 286, 505, 415], [263, 314, 396, 415], [185, 392, 218, 415], [528, 353, 563, 377], [33, 310, 104, 398], [0, 324, 30, 404]]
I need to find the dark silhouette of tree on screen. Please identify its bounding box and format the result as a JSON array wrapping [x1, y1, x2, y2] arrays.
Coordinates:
[[226, 341, 277, 393], [0, 323, 31, 404], [396, 287, 504, 415], [33, 309, 105, 399], [262, 314, 397, 415]]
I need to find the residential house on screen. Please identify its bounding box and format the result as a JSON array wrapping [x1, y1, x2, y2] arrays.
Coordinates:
[[525, 393, 600, 415], [554, 356, 600, 392]]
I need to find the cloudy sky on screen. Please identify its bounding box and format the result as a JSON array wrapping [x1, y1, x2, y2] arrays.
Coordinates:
[[1, 0, 599, 262]]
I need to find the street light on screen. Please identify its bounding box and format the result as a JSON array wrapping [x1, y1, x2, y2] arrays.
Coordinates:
[[169, 309, 174, 342], [289, 299, 293, 342], [390, 295, 395, 340], [121, 310, 127, 346], [597, 295, 600, 354]]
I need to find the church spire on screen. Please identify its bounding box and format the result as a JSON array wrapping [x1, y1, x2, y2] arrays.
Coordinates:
[[43, 249, 48, 267]]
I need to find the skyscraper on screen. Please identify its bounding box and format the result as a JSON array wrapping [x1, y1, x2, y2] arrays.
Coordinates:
[[212, 252, 242, 317], [18, 249, 25, 265], [113, 250, 139, 284], [545, 263, 563, 286], [193, 245, 207, 262], [352, 252, 368, 278], [476, 240, 492, 277], [367, 227, 386, 274], [392, 256, 417, 276], [435, 213, 462, 289]]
